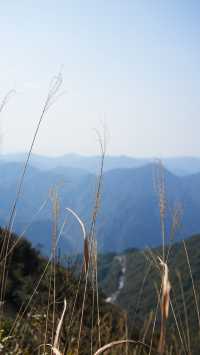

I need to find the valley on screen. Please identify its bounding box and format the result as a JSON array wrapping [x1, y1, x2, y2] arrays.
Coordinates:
[[1, 156, 200, 254]]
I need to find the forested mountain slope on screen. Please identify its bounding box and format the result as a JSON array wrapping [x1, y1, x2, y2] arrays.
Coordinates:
[[100, 234, 200, 354]]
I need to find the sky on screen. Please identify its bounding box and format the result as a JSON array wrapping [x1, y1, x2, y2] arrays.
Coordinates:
[[0, 0, 200, 157]]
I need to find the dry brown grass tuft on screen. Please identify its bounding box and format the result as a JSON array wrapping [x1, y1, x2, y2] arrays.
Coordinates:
[[157, 257, 171, 354]]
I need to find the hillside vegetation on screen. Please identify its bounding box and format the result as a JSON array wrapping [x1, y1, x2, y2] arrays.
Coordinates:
[[0, 229, 131, 355], [101, 234, 200, 354], [2, 228, 200, 353]]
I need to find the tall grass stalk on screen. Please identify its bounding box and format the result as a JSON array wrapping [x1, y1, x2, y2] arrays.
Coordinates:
[[94, 339, 149, 354], [157, 257, 171, 354], [183, 239, 200, 331], [0, 73, 63, 319], [176, 270, 191, 354], [9, 217, 68, 337]]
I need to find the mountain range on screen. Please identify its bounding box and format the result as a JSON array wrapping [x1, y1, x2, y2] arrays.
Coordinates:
[[2, 152, 200, 175], [0, 154, 200, 254]]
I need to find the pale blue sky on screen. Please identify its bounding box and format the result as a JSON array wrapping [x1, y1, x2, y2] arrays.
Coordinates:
[[0, 1, 200, 157]]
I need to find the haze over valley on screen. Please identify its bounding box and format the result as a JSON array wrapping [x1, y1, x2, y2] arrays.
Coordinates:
[[1, 153, 200, 255]]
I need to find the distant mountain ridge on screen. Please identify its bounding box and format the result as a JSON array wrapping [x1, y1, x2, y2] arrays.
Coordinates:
[[2, 152, 200, 175], [1, 159, 200, 254]]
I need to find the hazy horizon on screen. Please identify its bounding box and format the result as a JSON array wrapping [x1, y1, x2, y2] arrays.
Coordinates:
[[1, 1, 200, 157], [2, 150, 200, 160]]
